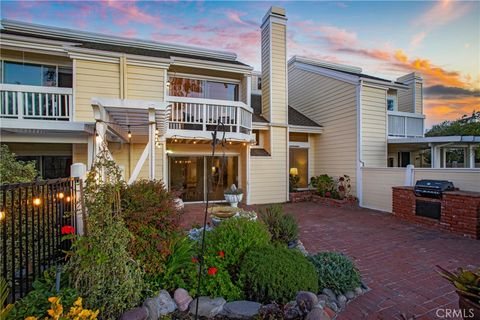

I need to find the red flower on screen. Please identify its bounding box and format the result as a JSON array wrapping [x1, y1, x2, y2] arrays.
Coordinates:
[[325, 191, 331, 198], [207, 267, 218, 275], [191, 257, 199, 263], [218, 251, 225, 258], [61, 225, 75, 235]]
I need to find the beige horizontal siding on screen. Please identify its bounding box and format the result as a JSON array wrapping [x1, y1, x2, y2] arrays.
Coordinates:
[[1, 49, 72, 66], [413, 169, 480, 192], [74, 59, 120, 122], [270, 23, 287, 123], [362, 167, 406, 212], [288, 66, 357, 195], [250, 127, 288, 204], [126, 65, 164, 101], [397, 83, 413, 113], [361, 85, 387, 167], [261, 24, 271, 119], [72, 144, 88, 165], [415, 82, 423, 114]]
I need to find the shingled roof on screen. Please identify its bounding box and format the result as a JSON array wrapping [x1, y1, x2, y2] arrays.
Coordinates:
[[251, 94, 321, 127]]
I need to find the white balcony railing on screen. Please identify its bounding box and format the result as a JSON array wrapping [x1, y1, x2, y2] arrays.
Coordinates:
[[0, 84, 73, 121], [167, 96, 252, 135], [388, 111, 425, 138]]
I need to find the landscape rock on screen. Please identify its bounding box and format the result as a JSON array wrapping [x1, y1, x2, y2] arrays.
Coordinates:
[[296, 291, 319, 312], [157, 290, 177, 315], [326, 301, 339, 313], [119, 307, 149, 320], [305, 307, 330, 320], [322, 288, 337, 302], [354, 287, 363, 295], [284, 301, 302, 319], [174, 288, 192, 312], [222, 300, 262, 319], [336, 294, 347, 308], [345, 291, 355, 300], [143, 298, 160, 320], [189, 296, 226, 318]]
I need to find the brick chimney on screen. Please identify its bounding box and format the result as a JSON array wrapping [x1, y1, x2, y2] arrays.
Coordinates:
[[261, 6, 288, 123]]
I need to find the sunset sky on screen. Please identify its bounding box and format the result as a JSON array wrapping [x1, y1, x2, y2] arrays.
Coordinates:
[[1, 0, 479, 127]]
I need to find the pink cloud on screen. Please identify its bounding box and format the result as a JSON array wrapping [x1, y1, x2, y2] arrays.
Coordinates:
[[225, 10, 248, 26], [414, 0, 472, 29], [410, 32, 427, 48], [103, 0, 163, 28]]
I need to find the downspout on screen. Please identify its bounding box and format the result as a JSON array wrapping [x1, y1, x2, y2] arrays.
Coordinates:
[[356, 80, 364, 207]]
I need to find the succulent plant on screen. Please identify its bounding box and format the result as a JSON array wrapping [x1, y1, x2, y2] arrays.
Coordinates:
[[437, 265, 480, 304]]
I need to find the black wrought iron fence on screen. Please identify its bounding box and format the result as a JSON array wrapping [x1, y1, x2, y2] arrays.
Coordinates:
[[0, 177, 81, 304]]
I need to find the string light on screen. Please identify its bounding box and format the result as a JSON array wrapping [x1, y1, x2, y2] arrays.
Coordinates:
[[66, 196, 71, 202], [0, 209, 5, 221], [33, 197, 42, 206], [57, 192, 64, 199]]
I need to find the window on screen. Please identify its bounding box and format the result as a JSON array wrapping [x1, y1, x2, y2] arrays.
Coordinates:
[[398, 152, 411, 167], [252, 130, 260, 146], [2, 61, 72, 87], [289, 132, 308, 142], [387, 98, 395, 111], [16, 155, 72, 179], [168, 77, 239, 101], [257, 77, 262, 90], [289, 148, 309, 188]]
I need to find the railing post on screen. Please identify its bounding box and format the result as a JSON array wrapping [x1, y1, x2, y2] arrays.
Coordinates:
[[236, 107, 240, 133], [405, 164, 415, 186], [202, 103, 207, 131], [71, 163, 86, 235], [17, 91, 24, 119], [69, 94, 73, 121], [404, 116, 408, 138]]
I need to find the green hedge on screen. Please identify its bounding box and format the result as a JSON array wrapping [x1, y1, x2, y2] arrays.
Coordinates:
[[240, 245, 318, 303], [308, 252, 361, 294]]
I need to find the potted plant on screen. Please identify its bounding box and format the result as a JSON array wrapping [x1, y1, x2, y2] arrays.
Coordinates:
[[224, 184, 243, 207], [437, 265, 480, 319]]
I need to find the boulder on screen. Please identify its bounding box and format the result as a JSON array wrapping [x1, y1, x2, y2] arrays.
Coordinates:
[[284, 301, 302, 319], [345, 291, 355, 300], [189, 296, 226, 318], [119, 307, 149, 320], [174, 288, 192, 312], [296, 291, 319, 312], [305, 308, 330, 320], [259, 303, 283, 319], [143, 298, 160, 320], [157, 290, 177, 315], [336, 294, 347, 308], [354, 287, 363, 295], [222, 300, 262, 319], [322, 288, 336, 302], [326, 301, 339, 313]]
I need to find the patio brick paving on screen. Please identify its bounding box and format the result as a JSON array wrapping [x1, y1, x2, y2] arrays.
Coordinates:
[[182, 202, 480, 320]]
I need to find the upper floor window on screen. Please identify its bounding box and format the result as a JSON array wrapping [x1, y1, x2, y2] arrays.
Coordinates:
[[387, 99, 395, 111], [169, 77, 238, 101], [1, 61, 72, 88], [257, 77, 262, 90]]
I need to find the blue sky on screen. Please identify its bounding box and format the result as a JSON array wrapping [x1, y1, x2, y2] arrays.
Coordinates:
[[1, 0, 479, 126]]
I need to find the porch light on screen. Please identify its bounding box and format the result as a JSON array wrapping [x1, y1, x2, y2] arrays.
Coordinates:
[[228, 141, 232, 145], [33, 197, 42, 206], [128, 126, 132, 139], [290, 167, 298, 176], [242, 142, 246, 146], [0, 209, 5, 221], [166, 149, 173, 154], [193, 140, 197, 144]]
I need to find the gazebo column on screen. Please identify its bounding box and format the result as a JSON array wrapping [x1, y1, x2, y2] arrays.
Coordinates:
[[148, 108, 156, 180]]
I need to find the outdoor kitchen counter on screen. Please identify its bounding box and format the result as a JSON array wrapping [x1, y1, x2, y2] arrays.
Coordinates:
[[392, 186, 480, 239]]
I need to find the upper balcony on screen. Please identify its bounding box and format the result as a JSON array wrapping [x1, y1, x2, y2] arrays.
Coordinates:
[[387, 110, 425, 138], [0, 84, 73, 121], [166, 96, 252, 138]]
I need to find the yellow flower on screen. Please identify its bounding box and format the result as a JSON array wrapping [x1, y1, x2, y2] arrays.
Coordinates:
[[47, 309, 56, 317], [48, 296, 59, 304], [73, 297, 82, 307], [25, 317, 38, 320]]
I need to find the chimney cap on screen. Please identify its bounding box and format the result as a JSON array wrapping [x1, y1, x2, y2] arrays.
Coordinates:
[[262, 6, 287, 26]]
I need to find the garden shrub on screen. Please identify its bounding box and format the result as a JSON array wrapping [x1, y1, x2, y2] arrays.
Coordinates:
[[308, 252, 361, 294], [240, 245, 318, 304], [260, 204, 298, 245], [7, 267, 78, 320], [66, 150, 144, 320], [190, 217, 271, 300], [121, 180, 182, 293], [0, 145, 37, 183]]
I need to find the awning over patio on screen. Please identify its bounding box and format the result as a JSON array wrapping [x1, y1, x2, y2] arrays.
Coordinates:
[[91, 98, 170, 183]]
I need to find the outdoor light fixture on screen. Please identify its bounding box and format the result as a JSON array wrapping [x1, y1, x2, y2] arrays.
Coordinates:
[[242, 142, 246, 146], [290, 167, 298, 176], [128, 126, 132, 139], [33, 197, 42, 206], [95, 133, 101, 143], [0, 209, 5, 221], [57, 192, 64, 199]]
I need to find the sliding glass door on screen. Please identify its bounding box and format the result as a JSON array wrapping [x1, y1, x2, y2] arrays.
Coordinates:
[[169, 155, 238, 202]]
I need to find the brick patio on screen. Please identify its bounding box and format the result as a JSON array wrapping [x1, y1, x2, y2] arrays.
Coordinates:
[[182, 202, 480, 320]]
